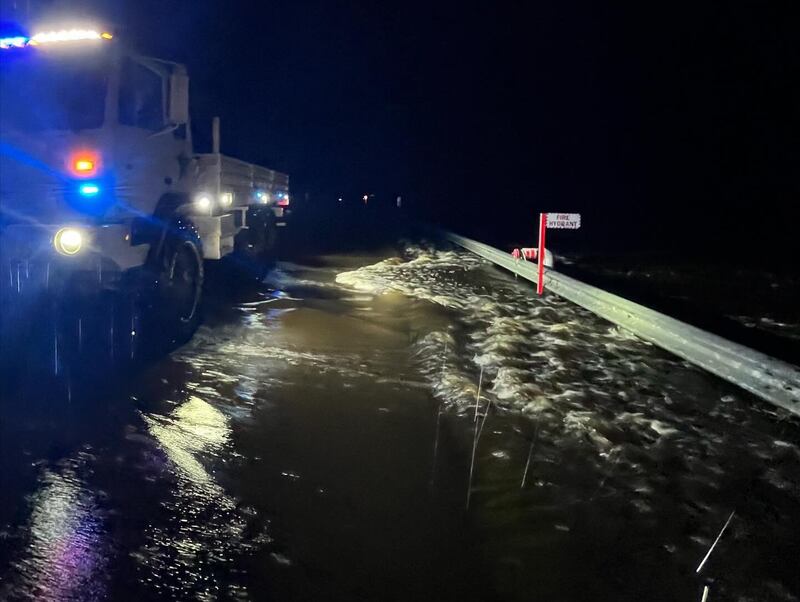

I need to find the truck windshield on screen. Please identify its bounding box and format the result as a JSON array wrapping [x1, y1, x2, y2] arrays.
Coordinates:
[[0, 53, 109, 132]]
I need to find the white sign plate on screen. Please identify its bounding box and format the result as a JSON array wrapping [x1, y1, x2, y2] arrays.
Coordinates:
[[546, 213, 581, 229]]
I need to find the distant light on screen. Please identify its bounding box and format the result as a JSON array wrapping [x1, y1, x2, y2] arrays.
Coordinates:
[[30, 29, 104, 45], [255, 190, 270, 204], [195, 194, 212, 213], [277, 195, 290, 207], [100, 32, 113, 40], [79, 183, 100, 197], [220, 192, 233, 207], [75, 159, 94, 172], [53, 228, 84, 256], [0, 36, 28, 49]]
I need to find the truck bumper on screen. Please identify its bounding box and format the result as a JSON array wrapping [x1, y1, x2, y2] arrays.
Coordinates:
[[0, 222, 147, 346], [0, 224, 152, 376], [0, 223, 150, 294]]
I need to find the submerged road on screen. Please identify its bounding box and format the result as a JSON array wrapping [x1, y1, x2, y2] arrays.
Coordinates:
[[1, 231, 799, 601]]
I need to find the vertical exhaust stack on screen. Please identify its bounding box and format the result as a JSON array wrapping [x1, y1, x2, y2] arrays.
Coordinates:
[[212, 116, 221, 154]]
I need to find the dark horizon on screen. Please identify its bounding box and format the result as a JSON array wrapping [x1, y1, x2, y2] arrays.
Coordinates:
[[3, 0, 799, 260]]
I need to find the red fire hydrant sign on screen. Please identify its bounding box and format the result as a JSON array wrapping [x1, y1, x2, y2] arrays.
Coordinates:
[[536, 212, 580, 295]]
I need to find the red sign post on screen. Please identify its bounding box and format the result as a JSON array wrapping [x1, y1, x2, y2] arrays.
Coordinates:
[[537, 213, 547, 295], [536, 212, 581, 295]]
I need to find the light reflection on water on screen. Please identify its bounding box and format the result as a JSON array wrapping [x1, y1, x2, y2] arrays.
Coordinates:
[[137, 395, 259, 600], [3, 455, 109, 602], [143, 396, 230, 487]]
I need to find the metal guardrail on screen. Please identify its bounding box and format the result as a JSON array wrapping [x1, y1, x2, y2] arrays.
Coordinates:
[[445, 232, 800, 417]]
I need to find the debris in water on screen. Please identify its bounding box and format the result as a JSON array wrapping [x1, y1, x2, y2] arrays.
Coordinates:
[[431, 339, 447, 488], [521, 421, 540, 488], [588, 449, 620, 501], [467, 399, 492, 509], [431, 405, 442, 488], [474, 365, 484, 422], [696, 510, 736, 574], [270, 552, 292, 566]]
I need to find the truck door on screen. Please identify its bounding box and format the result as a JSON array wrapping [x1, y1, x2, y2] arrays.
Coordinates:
[[113, 57, 187, 218]]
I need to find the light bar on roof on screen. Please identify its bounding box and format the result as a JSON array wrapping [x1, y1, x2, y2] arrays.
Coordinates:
[[29, 29, 112, 45], [0, 36, 28, 49], [0, 28, 114, 51]]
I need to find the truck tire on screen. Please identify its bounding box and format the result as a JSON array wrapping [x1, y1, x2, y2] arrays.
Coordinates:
[[149, 220, 204, 348]]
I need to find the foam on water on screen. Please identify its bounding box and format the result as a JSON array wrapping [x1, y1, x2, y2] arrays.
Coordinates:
[[337, 244, 669, 426]]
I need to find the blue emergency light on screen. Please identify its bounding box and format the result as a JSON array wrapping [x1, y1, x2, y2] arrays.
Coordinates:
[[0, 35, 28, 49], [79, 183, 101, 197]]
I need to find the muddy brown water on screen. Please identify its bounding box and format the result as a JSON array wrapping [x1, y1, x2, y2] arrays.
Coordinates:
[[1, 242, 799, 601]]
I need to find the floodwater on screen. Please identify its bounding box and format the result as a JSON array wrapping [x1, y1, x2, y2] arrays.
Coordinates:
[[558, 253, 800, 364], [1, 240, 799, 601]]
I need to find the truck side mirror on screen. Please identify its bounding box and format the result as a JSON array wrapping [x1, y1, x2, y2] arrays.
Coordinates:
[[168, 72, 190, 125]]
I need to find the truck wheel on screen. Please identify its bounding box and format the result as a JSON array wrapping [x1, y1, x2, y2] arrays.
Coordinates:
[[153, 228, 204, 347]]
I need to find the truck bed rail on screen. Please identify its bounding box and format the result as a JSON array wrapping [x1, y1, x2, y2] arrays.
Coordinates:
[[194, 153, 289, 200]]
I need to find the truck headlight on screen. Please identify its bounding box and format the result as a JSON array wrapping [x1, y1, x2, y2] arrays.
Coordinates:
[[195, 194, 213, 213], [53, 227, 84, 256]]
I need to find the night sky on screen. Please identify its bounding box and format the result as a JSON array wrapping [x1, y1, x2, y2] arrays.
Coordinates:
[[4, 1, 800, 259]]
